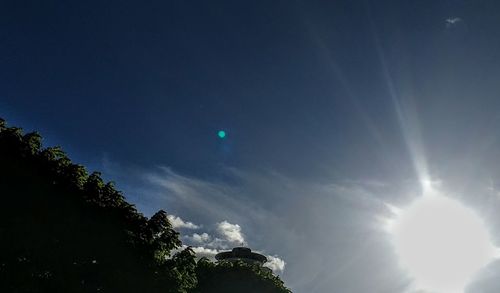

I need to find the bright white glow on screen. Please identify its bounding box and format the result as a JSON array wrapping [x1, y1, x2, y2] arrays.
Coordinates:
[[387, 195, 497, 293]]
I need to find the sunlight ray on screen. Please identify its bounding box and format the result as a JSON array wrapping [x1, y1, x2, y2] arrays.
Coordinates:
[[369, 19, 431, 193]]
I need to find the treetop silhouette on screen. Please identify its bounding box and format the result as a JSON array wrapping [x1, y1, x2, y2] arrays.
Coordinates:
[[0, 117, 290, 293]]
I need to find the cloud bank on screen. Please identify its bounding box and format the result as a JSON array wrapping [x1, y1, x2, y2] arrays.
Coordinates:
[[179, 218, 285, 274]]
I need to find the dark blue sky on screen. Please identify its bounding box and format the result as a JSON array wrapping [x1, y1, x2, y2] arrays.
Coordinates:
[[4, 1, 500, 292], [2, 0, 497, 179], [0, 0, 428, 177]]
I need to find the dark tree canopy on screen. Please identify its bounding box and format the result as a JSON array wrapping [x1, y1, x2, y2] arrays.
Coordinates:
[[193, 259, 290, 293], [0, 118, 291, 293]]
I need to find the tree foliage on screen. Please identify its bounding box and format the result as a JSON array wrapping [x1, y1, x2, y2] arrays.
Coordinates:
[[0, 117, 291, 293], [193, 258, 291, 293]]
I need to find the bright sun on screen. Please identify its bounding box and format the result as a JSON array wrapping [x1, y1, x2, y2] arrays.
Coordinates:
[[387, 193, 498, 293]]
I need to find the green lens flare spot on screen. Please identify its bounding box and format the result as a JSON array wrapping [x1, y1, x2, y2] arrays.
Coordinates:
[[218, 130, 226, 138]]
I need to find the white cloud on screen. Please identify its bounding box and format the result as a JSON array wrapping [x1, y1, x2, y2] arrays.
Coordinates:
[[217, 220, 245, 244], [180, 221, 248, 251], [189, 245, 220, 259], [181, 221, 246, 249], [264, 255, 286, 274], [185, 232, 211, 243], [167, 214, 200, 229], [170, 245, 221, 260]]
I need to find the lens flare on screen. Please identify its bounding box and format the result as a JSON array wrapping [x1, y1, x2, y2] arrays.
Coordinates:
[[217, 130, 226, 138]]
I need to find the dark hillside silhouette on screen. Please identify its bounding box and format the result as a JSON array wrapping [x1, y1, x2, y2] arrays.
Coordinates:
[[0, 118, 290, 293]]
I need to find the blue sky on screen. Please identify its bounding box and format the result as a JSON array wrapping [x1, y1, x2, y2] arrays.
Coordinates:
[[3, 0, 500, 292]]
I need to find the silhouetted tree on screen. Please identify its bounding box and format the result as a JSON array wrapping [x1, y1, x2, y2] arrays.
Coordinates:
[[0, 118, 195, 292], [192, 258, 291, 293], [0, 117, 291, 293]]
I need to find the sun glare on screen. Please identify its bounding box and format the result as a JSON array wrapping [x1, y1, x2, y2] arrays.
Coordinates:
[[386, 194, 498, 293]]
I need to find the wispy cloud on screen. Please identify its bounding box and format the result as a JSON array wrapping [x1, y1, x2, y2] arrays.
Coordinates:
[[144, 167, 265, 223], [147, 167, 401, 281], [446, 17, 462, 28], [106, 163, 406, 291]]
